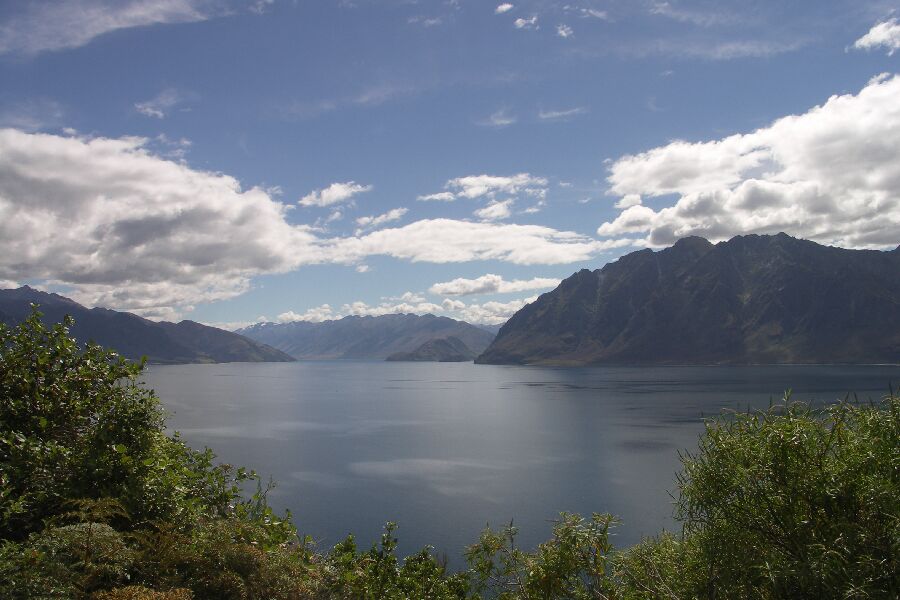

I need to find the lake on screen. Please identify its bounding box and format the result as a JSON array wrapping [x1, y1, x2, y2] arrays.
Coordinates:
[[141, 362, 899, 563]]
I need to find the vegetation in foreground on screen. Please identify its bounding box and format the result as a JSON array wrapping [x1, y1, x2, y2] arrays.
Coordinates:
[[1, 310, 898, 599]]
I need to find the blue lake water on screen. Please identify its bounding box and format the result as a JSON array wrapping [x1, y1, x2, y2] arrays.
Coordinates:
[[141, 361, 900, 563]]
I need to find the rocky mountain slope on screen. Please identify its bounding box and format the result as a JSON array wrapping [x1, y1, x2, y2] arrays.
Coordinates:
[[239, 313, 495, 360], [476, 234, 900, 365], [0, 287, 294, 364]]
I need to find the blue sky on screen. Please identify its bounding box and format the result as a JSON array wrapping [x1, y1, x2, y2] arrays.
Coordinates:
[[1, 0, 898, 326]]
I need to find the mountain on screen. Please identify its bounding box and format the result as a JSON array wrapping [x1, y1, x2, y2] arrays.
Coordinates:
[[476, 234, 900, 366], [386, 336, 477, 362], [238, 313, 495, 360], [0, 287, 294, 364]]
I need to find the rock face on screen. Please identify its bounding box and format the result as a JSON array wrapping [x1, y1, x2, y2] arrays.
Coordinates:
[[239, 313, 495, 360], [0, 287, 294, 364], [386, 336, 477, 362], [476, 234, 900, 366]]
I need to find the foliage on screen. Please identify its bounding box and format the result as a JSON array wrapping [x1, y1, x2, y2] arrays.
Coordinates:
[[668, 395, 900, 599], [2, 309, 898, 599], [466, 513, 618, 599]]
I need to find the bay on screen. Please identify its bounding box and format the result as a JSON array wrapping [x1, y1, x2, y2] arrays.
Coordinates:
[[141, 362, 899, 563]]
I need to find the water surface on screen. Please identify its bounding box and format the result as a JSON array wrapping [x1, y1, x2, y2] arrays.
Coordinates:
[[141, 362, 899, 562]]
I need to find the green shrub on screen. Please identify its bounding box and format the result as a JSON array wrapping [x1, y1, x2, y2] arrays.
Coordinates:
[[2, 310, 898, 599], [616, 395, 900, 600]]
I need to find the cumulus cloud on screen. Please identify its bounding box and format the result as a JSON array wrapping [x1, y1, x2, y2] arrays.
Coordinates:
[[299, 181, 372, 207], [0, 131, 630, 318], [599, 74, 900, 249], [0, 0, 220, 55], [614, 194, 642, 209], [495, 3, 513, 15], [514, 16, 538, 30], [474, 199, 513, 221], [417, 191, 455, 202], [0, 128, 319, 318], [134, 88, 188, 119], [342, 299, 443, 317], [281, 293, 535, 326], [455, 296, 536, 325], [429, 274, 560, 296], [278, 304, 335, 323], [445, 173, 548, 199], [326, 218, 631, 265], [853, 19, 900, 55], [355, 207, 408, 231]]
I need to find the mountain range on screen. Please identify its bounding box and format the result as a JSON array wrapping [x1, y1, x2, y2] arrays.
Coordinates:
[[0, 287, 294, 364], [386, 336, 479, 362], [476, 233, 900, 366], [238, 314, 495, 360]]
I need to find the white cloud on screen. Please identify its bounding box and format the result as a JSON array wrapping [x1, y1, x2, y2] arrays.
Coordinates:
[[0, 128, 319, 319], [355, 264, 370, 273], [342, 299, 443, 317], [0, 131, 632, 318], [514, 16, 538, 30], [355, 207, 408, 231], [429, 274, 560, 296], [441, 298, 466, 311], [495, 3, 513, 15], [249, 0, 275, 15], [538, 106, 587, 121], [0, 0, 220, 56], [456, 296, 536, 325], [445, 173, 548, 199], [417, 191, 456, 202], [522, 199, 546, 214], [325, 218, 631, 265], [614, 194, 642, 209], [599, 74, 900, 249], [556, 24, 573, 38], [299, 181, 372, 207], [0, 279, 19, 289], [474, 199, 513, 221], [134, 88, 187, 119], [278, 304, 335, 323], [478, 108, 517, 128], [853, 19, 900, 55]]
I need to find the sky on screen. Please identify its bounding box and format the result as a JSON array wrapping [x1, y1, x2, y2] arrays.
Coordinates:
[[0, 0, 898, 328]]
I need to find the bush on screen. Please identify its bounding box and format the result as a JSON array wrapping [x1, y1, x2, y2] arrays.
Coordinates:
[[614, 395, 900, 600], [2, 310, 898, 598]]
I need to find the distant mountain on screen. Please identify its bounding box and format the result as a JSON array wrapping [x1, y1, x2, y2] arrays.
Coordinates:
[[477, 234, 900, 366], [238, 313, 495, 360], [0, 287, 294, 364], [473, 323, 504, 335], [386, 336, 477, 362]]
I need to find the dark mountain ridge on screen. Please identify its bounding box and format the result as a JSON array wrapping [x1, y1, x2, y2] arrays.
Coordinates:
[[0, 287, 294, 364], [386, 336, 477, 362], [239, 313, 495, 360], [476, 233, 900, 366]]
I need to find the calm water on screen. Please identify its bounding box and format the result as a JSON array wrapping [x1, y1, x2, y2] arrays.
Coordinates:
[[141, 362, 899, 563]]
